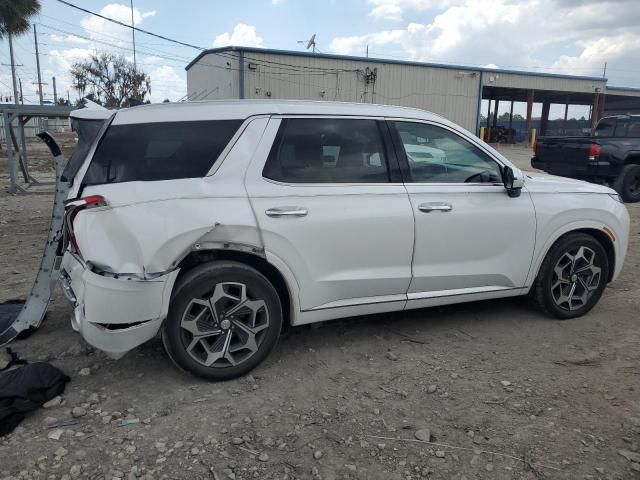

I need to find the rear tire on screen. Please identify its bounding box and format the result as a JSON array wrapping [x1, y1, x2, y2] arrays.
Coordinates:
[[162, 261, 283, 381], [613, 164, 640, 203], [529, 233, 609, 319]]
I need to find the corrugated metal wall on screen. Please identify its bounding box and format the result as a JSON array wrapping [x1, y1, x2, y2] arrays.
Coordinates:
[[242, 52, 481, 132], [187, 53, 238, 101], [188, 51, 481, 132]]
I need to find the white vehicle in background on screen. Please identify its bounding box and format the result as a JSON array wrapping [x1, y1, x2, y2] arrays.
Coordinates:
[[58, 100, 629, 380]]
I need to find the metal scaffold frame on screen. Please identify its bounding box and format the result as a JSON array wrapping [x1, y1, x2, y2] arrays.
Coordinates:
[[1, 104, 73, 194]]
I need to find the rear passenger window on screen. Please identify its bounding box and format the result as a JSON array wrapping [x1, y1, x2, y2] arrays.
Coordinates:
[[83, 120, 242, 184], [263, 118, 390, 183], [594, 119, 615, 137]]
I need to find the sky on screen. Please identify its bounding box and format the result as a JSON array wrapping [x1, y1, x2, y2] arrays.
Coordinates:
[[1, 0, 638, 116]]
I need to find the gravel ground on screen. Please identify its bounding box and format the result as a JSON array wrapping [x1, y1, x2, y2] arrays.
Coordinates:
[[0, 143, 639, 480]]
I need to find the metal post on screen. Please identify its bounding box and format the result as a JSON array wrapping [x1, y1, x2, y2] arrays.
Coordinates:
[[508, 100, 514, 143], [492, 99, 500, 143], [525, 89, 534, 141], [485, 98, 492, 142], [238, 50, 245, 100], [591, 93, 600, 131], [563, 98, 569, 134], [34, 24, 44, 105], [18, 117, 30, 183], [52, 77, 57, 104], [19, 78, 23, 105], [4, 112, 18, 193], [8, 34, 19, 105], [130, 0, 137, 70], [540, 101, 550, 136], [475, 71, 483, 136]]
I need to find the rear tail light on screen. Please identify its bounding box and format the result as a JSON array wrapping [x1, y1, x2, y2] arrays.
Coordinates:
[[588, 144, 601, 162], [64, 195, 107, 254], [532, 139, 537, 155]]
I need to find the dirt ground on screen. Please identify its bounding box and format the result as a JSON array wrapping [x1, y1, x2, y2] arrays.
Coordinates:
[[1, 142, 639, 480]]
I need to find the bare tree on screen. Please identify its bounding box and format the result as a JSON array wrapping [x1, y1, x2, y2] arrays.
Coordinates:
[[71, 52, 151, 108]]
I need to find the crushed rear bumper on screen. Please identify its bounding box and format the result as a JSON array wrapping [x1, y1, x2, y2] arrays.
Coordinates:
[[60, 252, 178, 358]]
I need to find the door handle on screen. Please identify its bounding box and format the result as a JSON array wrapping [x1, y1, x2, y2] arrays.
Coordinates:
[[265, 207, 308, 217], [418, 202, 453, 213]]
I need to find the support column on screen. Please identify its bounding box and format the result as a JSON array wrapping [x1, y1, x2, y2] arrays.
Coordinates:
[[508, 99, 514, 143], [563, 98, 569, 134], [525, 89, 534, 141], [3, 112, 18, 194], [591, 93, 600, 130], [491, 99, 499, 142], [540, 101, 551, 136], [486, 98, 491, 141]]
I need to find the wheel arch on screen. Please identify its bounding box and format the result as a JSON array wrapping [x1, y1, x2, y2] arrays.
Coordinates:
[[530, 226, 616, 286], [624, 153, 640, 165], [174, 249, 298, 327]]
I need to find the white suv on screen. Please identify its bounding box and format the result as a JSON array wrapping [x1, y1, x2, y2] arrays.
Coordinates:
[[60, 100, 630, 380]]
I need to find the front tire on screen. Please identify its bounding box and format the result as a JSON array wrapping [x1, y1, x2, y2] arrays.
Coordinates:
[[613, 164, 640, 203], [530, 233, 609, 319], [162, 261, 283, 381]]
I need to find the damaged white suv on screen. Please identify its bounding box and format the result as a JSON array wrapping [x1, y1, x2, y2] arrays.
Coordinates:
[[59, 100, 630, 380]]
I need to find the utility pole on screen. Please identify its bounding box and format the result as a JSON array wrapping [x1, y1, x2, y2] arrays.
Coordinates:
[[130, 0, 137, 70], [19, 78, 23, 104], [8, 33, 19, 105], [34, 24, 44, 105], [52, 76, 57, 104], [67, 90, 70, 105]]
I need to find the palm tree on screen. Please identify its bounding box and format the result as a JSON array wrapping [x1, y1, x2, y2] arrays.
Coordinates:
[[0, 0, 41, 104]]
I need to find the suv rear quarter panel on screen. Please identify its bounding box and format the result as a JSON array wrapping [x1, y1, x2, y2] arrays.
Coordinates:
[[74, 117, 269, 275]]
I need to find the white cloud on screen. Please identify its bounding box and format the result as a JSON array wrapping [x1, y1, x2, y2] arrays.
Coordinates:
[[42, 3, 187, 103], [212, 23, 264, 48], [80, 3, 156, 45], [147, 65, 187, 103], [331, 0, 640, 85], [368, 0, 448, 21]]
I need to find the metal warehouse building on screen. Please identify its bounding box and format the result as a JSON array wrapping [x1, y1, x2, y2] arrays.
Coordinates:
[[186, 47, 640, 139]]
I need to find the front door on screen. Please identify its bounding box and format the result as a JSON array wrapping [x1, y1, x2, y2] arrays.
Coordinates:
[[390, 120, 537, 301], [245, 116, 414, 313]]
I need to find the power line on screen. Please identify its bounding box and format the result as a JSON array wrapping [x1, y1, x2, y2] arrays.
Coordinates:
[[55, 0, 205, 50]]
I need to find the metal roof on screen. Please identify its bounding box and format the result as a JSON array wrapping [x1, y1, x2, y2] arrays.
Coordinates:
[[606, 85, 640, 93], [186, 46, 608, 83]]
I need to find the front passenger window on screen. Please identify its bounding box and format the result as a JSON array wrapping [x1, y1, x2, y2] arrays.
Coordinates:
[[394, 122, 502, 184]]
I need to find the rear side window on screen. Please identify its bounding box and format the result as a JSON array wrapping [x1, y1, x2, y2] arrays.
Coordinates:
[[263, 118, 390, 183], [615, 119, 640, 138], [594, 119, 615, 137], [83, 120, 242, 185]]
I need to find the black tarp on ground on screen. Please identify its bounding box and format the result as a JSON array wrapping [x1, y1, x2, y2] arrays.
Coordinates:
[[0, 349, 69, 436]]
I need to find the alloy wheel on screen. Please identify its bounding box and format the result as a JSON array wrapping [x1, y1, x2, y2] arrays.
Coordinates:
[[180, 282, 270, 367], [550, 246, 601, 311]]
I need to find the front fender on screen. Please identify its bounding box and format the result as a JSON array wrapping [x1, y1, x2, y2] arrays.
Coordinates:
[[526, 195, 630, 285]]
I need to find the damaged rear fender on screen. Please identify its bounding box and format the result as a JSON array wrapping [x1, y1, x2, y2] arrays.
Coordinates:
[[73, 192, 264, 275]]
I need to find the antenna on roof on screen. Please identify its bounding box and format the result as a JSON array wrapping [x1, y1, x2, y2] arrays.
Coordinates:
[[297, 34, 317, 53]]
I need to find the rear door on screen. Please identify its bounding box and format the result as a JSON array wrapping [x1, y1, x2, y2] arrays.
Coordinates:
[[245, 116, 414, 313]]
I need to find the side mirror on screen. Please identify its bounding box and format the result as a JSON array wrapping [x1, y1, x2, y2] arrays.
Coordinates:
[[503, 166, 524, 198]]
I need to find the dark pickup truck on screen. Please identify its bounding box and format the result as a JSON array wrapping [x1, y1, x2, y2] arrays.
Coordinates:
[[532, 115, 640, 202]]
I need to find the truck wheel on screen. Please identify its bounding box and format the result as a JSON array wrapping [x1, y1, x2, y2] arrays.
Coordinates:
[[162, 261, 283, 381], [529, 233, 609, 320], [613, 164, 640, 203]]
